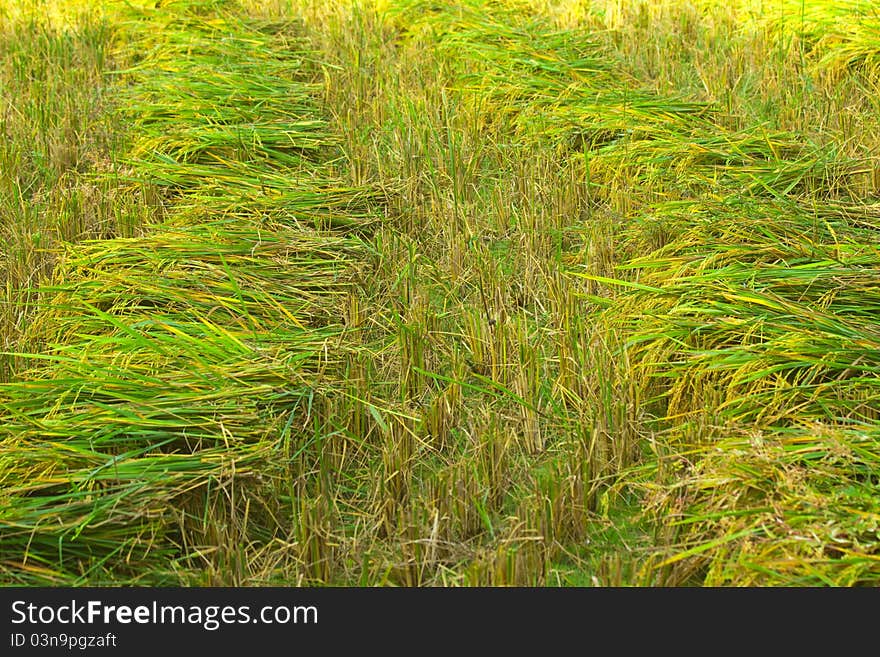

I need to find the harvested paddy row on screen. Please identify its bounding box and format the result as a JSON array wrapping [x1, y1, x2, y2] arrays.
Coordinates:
[[610, 198, 880, 585], [2, 0, 879, 586], [0, 2, 376, 584]]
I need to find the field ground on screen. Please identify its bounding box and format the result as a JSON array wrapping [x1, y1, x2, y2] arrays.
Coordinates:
[[1, 0, 879, 586]]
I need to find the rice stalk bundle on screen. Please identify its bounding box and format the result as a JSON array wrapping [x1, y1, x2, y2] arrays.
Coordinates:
[[580, 197, 880, 584], [0, 0, 378, 584]]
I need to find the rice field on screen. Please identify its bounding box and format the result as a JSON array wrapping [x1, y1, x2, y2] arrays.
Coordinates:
[[1, 0, 878, 586]]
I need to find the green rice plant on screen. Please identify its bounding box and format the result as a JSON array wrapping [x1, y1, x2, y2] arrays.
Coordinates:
[[754, 0, 880, 78], [387, 0, 708, 147], [0, 0, 381, 585], [644, 424, 880, 586], [4, 0, 880, 587], [112, 4, 384, 228], [577, 194, 880, 584], [0, 3, 129, 381]]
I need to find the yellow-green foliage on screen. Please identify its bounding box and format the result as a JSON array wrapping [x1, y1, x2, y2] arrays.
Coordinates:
[[1, 0, 879, 586]]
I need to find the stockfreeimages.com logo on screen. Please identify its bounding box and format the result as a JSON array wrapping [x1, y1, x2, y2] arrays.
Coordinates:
[[11, 600, 317, 632]]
